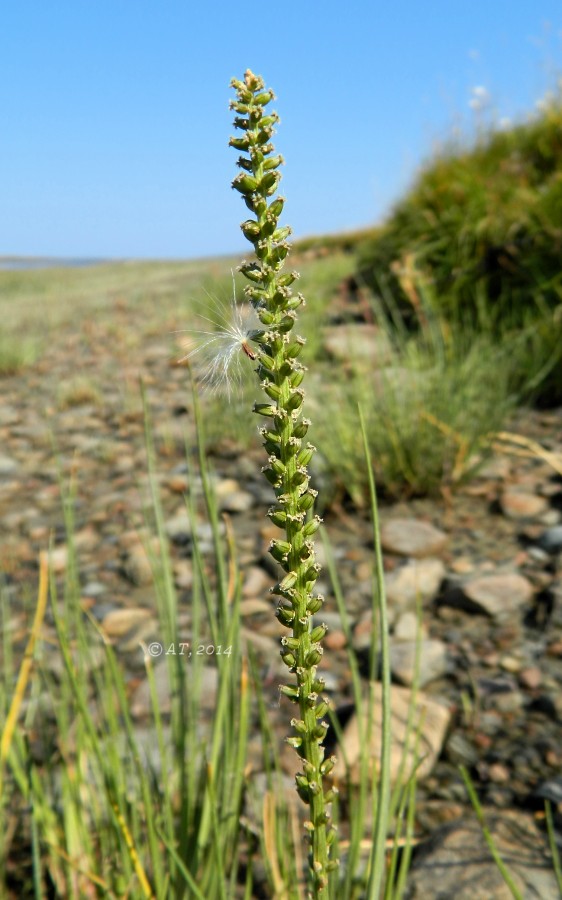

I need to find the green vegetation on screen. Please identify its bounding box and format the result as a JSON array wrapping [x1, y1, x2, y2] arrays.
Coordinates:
[[356, 93, 562, 404]]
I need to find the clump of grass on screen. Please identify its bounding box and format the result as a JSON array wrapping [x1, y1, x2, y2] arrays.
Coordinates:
[[0, 333, 39, 375], [356, 86, 562, 404], [312, 291, 517, 502], [57, 376, 104, 409], [358, 90, 562, 327]]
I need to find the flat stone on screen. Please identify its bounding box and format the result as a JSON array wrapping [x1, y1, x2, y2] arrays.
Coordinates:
[[173, 559, 193, 590], [165, 511, 192, 545], [394, 611, 427, 642], [460, 572, 534, 618], [122, 544, 154, 586], [0, 454, 18, 475], [537, 525, 562, 555], [332, 683, 450, 786], [405, 809, 560, 899], [242, 565, 271, 598], [385, 558, 446, 609], [390, 638, 448, 687], [500, 489, 548, 520], [49, 545, 69, 574], [214, 477, 254, 513], [381, 518, 447, 558], [101, 607, 153, 638]]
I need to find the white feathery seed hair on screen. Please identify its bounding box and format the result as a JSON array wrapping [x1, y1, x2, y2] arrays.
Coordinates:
[[175, 276, 261, 400]]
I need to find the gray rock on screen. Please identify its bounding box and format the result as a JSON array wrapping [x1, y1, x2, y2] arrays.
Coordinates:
[[390, 638, 448, 687], [381, 518, 447, 558], [385, 558, 446, 609], [405, 809, 560, 899], [460, 572, 534, 618], [165, 511, 192, 545], [537, 525, 562, 555], [122, 544, 154, 586], [0, 454, 18, 475], [332, 683, 450, 786]]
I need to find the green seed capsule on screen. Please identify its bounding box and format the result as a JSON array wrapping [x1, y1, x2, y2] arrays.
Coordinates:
[[305, 648, 323, 667], [306, 596, 323, 615], [297, 444, 315, 466], [320, 757, 336, 776], [254, 91, 275, 105], [276, 606, 295, 626], [240, 264, 264, 283], [286, 293, 305, 310], [268, 197, 285, 218], [268, 508, 287, 528], [263, 154, 284, 171], [282, 638, 300, 653], [291, 718, 308, 735], [303, 515, 322, 537], [240, 219, 261, 240], [286, 337, 306, 357], [292, 419, 310, 439], [253, 402, 277, 417], [270, 539, 291, 562], [281, 650, 297, 668], [279, 684, 299, 700], [229, 136, 251, 151], [310, 624, 327, 643], [263, 381, 281, 401], [272, 225, 292, 242], [312, 722, 328, 741], [258, 310, 276, 327], [298, 490, 316, 511], [232, 173, 258, 193]]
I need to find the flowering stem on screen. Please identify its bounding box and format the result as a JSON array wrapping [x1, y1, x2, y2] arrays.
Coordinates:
[[229, 70, 338, 895]]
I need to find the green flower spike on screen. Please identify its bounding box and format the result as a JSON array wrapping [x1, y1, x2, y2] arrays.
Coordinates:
[[229, 70, 338, 895]]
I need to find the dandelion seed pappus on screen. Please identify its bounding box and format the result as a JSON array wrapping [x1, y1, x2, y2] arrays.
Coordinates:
[[173, 278, 260, 399]]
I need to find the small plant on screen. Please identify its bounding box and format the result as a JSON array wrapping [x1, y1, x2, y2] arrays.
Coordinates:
[[229, 70, 337, 894]]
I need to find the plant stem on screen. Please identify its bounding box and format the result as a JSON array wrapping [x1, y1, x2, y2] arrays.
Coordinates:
[[229, 69, 338, 894]]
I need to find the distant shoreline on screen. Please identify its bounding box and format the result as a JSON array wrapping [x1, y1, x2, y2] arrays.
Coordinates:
[[0, 257, 107, 271]]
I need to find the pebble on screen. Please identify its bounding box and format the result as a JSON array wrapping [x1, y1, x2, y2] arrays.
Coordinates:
[[49, 545, 69, 574], [122, 543, 155, 586], [385, 558, 445, 609], [537, 524, 562, 554], [519, 666, 542, 690], [101, 607, 153, 638], [165, 510, 192, 544], [455, 572, 534, 618], [381, 518, 447, 558], [389, 638, 448, 687], [393, 610, 427, 641], [500, 489, 548, 519], [242, 565, 271, 598], [0, 454, 18, 475]]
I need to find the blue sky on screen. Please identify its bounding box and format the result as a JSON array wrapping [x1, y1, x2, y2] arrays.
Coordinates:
[[1, 1, 561, 259]]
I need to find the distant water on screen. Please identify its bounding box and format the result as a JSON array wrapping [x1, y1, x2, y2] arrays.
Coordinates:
[[0, 258, 105, 271]]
